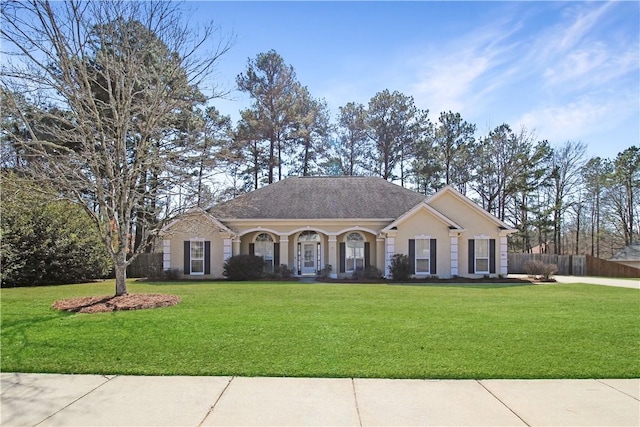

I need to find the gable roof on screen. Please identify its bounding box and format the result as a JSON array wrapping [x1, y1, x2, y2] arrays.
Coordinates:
[[383, 201, 463, 232], [209, 176, 427, 220], [610, 243, 640, 261], [427, 185, 516, 232]]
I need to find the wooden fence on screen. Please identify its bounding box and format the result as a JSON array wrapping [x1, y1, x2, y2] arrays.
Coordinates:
[[508, 253, 640, 278], [127, 253, 163, 278]]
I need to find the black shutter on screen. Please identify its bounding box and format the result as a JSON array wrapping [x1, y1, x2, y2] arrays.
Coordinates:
[[468, 239, 475, 274], [430, 239, 437, 274], [408, 239, 415, 274], [274, 242, 280, 267], [249, 243, 255, 256], [364, 242, 370, 268], [183, 241, 190, 275], [339, 242, 346, 273], [204, 241, 211, 275], [489, 239, 496, 274]]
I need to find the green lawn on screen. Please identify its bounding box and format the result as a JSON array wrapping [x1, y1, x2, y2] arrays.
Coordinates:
[[1, 280, 638, 379]]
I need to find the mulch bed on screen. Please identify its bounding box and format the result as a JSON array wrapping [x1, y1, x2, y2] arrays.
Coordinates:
[[52, 293, 181, 314]]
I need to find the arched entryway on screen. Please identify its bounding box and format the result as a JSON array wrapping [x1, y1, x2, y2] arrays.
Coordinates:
[[297, 230, 321, 275]]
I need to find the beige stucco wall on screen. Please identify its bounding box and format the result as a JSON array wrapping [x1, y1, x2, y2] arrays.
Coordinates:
[[393, 207, 452, 278], [163, 213, 227, 279]]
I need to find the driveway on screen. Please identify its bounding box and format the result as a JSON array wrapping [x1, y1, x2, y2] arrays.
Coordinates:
[[553, 275, 639, 289]]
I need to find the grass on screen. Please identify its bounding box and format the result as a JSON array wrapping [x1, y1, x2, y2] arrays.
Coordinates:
[[1, 280, 638, 379]]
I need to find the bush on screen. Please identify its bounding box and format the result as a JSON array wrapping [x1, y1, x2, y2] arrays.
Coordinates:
[[352, 265, 383, 280], [319, 264, 332, 278], [524, 260, 558, 281], [1, 173, 112, 287], [265, 264, 294, 279], [223, 255, 265, 281], [390, 254, 411, 281]]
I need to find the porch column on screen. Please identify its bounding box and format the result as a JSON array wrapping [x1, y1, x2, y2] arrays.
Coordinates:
[[232, 238, 241, 256], [449, 231, 459, 278], [279, 235, 289, 269], [384, 231, 397, 278], [376, 237, 385, 274], [499, 235, 508, 276], [327, 235, 338, 278], [222, 237, 233, 262]]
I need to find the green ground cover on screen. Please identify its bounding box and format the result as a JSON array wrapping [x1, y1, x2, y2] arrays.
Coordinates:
[[1, 280, 638, 379]]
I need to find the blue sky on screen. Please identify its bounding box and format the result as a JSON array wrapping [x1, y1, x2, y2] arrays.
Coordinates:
[[187, 1, 639, 160]]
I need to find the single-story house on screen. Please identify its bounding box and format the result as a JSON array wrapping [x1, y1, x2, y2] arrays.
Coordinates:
[[161, 176, 516, 279], [609, 243, 640, 270]]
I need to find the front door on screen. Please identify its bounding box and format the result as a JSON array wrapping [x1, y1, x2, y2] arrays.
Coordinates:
[[301, 242, 317, 275]]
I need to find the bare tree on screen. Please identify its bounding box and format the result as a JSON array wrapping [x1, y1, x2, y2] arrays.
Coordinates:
[[1, 0, 232, 295]]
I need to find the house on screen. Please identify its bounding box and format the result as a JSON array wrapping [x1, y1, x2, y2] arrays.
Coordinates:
[[161, 176, 516, 279], [609, 243, 640, 270]]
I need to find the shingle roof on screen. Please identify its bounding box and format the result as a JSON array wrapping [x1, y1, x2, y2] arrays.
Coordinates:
[[209, 176, 427, 219], [610, 243, 640, 261]]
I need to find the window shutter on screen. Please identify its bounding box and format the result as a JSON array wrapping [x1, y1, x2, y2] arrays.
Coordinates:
[[183, 241, 190, 275], [204, 241, 211, 275], [430, 239, 437, 274], [408, 239, 415, 274], [339, 242, 346, 273], [249, 243, 255, 256], [489, 239, 496, 274], [468, 239, 475, 274], [364, 242, 370, 268], [274, 242, 280, 267]]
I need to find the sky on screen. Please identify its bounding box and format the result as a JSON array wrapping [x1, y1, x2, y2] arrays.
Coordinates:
[[185, 1, 639, 160]]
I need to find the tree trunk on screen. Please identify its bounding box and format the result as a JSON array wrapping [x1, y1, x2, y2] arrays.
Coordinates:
[[114, 250, 128, 296]]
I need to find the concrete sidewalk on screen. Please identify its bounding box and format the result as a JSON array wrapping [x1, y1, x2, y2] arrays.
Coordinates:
[[1, 374, 638, 426], [552, 275, 639, 289]]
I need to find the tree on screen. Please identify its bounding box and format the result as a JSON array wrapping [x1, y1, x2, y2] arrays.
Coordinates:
[[1, 0, 231, 295], [367, 90, 427, 185], [236, 50, 300, 184], [431, 111, 476, 193], [610, 146, 640, 246], [334, 102, 370, 176], [549, 141, 587, 254], [289, 86, 331, 176], [582, 157, 613, 257]]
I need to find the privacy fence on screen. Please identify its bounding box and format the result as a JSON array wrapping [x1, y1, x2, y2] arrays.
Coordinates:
[[126, 253, 163, 278], [508, 253, 640, 278]]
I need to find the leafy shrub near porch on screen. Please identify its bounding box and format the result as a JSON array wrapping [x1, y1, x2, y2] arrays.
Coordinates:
[[223, 255, 265, 281], [390, 253, 411, 281], [352, 266, 384, 280]]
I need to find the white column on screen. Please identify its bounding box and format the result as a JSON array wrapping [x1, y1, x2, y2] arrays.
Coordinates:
[[327, 235, 338, 278], [450, 235, 459, 278], [279, 236, 289, 269], [385, 234, 396, 278], [162, 239, 171, 270], [232, 238, 241, 256], [500, 236, 508, 275], [223, 238, 232, 261]]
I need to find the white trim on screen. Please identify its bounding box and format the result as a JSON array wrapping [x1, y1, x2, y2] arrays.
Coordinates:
[[450, 236, 459, 277], [473, 237, 490, 275], [189, 239, 205, 276], [223, 238, 232, 261], [500, 236, 508, 275], [163, 240, 171, 270], [414, 237, 431, 275], [385, 237, 395, 278]]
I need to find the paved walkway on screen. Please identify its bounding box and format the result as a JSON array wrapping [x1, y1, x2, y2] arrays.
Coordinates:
[[1, 373, 638, 426]]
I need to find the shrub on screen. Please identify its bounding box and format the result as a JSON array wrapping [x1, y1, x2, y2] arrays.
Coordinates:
[[524, 260, 558, 281], [319, 264, 332, 278], [352, 265, 383, 280], [162, 268, 182, 281], [390, 254, 411, 281], [268, 264, 294, 279], [223, 255, 265, 281], [1, 174, 112, 287]]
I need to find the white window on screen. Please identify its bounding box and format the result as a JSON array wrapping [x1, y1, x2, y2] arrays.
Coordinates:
[[346, 232, 364, 272], [415, 238, 430, 274], [255, 233, 274, 270], [475, 238, 490, 273], [190, 241, 204, 275]]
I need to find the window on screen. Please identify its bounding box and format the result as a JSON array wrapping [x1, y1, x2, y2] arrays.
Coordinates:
[[415, 238, 430, 274], [475, 238, 490, 273], [190, 241, 204, 275], [255, 233, 274, 270], [345, 232, 364, 272]]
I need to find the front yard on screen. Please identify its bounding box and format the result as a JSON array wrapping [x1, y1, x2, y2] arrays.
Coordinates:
[[1, 280, 638, 379]]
